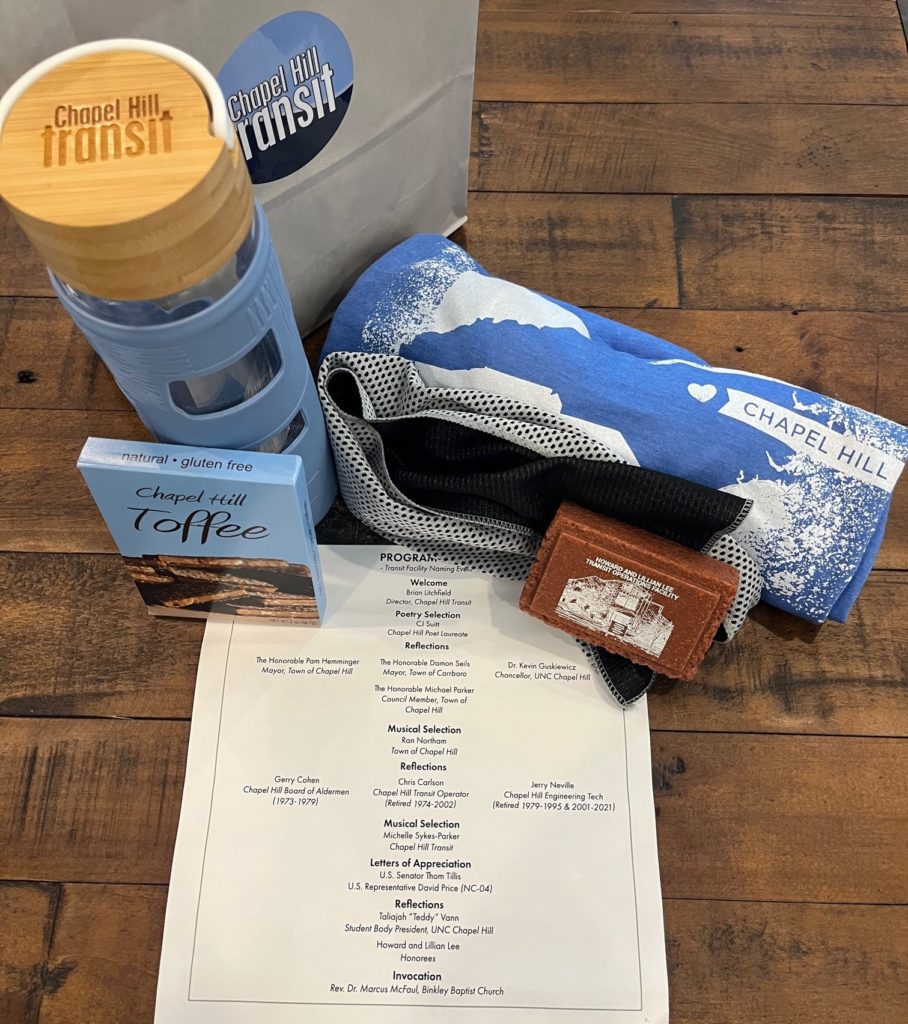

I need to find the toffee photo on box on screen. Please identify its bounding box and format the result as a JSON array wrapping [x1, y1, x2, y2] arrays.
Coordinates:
[[123, 554, 318, 620]]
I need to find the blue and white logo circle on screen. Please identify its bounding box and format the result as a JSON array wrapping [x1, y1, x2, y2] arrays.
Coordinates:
[[218, 11, 354, 184]]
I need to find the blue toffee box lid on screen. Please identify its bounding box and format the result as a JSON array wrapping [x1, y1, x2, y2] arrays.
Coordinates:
[[78, 437, 325, 624]]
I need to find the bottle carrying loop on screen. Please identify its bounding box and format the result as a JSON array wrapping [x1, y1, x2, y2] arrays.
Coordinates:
[[0, 38, 235, 147]]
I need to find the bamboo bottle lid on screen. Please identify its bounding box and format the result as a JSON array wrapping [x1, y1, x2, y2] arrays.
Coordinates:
[[0, 47, 252, 300]]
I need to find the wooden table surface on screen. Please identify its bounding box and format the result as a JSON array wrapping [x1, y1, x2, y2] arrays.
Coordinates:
[[2, 2, 907, 1021]]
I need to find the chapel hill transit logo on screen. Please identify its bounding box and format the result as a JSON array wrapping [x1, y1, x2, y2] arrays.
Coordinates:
[[218, 11, 354, 184], [41, 94, 172, 166]]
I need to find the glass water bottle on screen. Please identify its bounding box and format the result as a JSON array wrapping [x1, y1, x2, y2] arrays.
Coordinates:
[[0, 39, 336, 521]]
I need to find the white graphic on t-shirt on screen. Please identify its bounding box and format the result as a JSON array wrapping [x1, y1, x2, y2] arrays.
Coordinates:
[[362, 248, 590, 353], [427, 271, 591, 339], [415, 363, 639, 465], [687, 383, 717, 403], [356, 240, 908, 622], [557, 576, 674, 657], [722, 453, 862, 619], [718, 390, 898, 493]]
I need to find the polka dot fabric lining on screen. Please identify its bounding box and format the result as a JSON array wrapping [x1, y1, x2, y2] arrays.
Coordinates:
[[705, 533, 763, 641]]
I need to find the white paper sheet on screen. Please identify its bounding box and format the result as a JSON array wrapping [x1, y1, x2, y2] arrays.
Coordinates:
[[156, 545, 668, 1023]]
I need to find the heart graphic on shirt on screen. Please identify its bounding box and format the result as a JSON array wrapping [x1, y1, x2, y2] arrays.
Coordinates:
[[688, 383, 717, 403]]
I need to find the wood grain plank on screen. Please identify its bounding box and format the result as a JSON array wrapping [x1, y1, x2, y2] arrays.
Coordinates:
[[463, 193, 679, 307], [473, 102, 908, 194], [1, 406, 903, 575], [650, 570, 908, 735], [2, 719, 905, 900], [482, 1, 896, 15], [6, 887, 904, 1024], [0, 553, 202, 719], [475, 12, 908, 104], [5, 313, 906, 567], [1, 556, 904, 735], [0, 882, 58, 1024], [0, 409, 146, 553], [39, 884, 165, 1024], [2, 190, 680, 324], [0, 300, 324, 412], [0, 410, 365, 555], [0, 299, 129, 411], [882, 488, 908, 570], [0, 718, 187, 884], [0, 209, 50, 300], [674, 196, 908, 310], [665, 900, 908, 1024], [652, 732, 908, 902], [9, 305, 904, 424]]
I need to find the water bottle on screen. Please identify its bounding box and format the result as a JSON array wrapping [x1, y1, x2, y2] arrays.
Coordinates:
[[0, 39, 336, 522]]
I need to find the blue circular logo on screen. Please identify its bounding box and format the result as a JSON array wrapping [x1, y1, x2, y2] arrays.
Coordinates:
[[218, 11, 354, 184]]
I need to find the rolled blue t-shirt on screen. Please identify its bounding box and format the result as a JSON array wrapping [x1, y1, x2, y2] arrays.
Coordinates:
[[323, 235, 908, 624]]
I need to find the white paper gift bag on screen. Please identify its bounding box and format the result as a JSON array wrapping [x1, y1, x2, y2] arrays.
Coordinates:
[[0, 1, 479, 330]]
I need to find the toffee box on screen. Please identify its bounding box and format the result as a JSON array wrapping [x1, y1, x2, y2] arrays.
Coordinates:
[[78, 437, 325, 623]]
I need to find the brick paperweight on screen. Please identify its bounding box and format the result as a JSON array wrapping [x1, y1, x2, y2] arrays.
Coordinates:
[[520, 502, 739, 681]]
